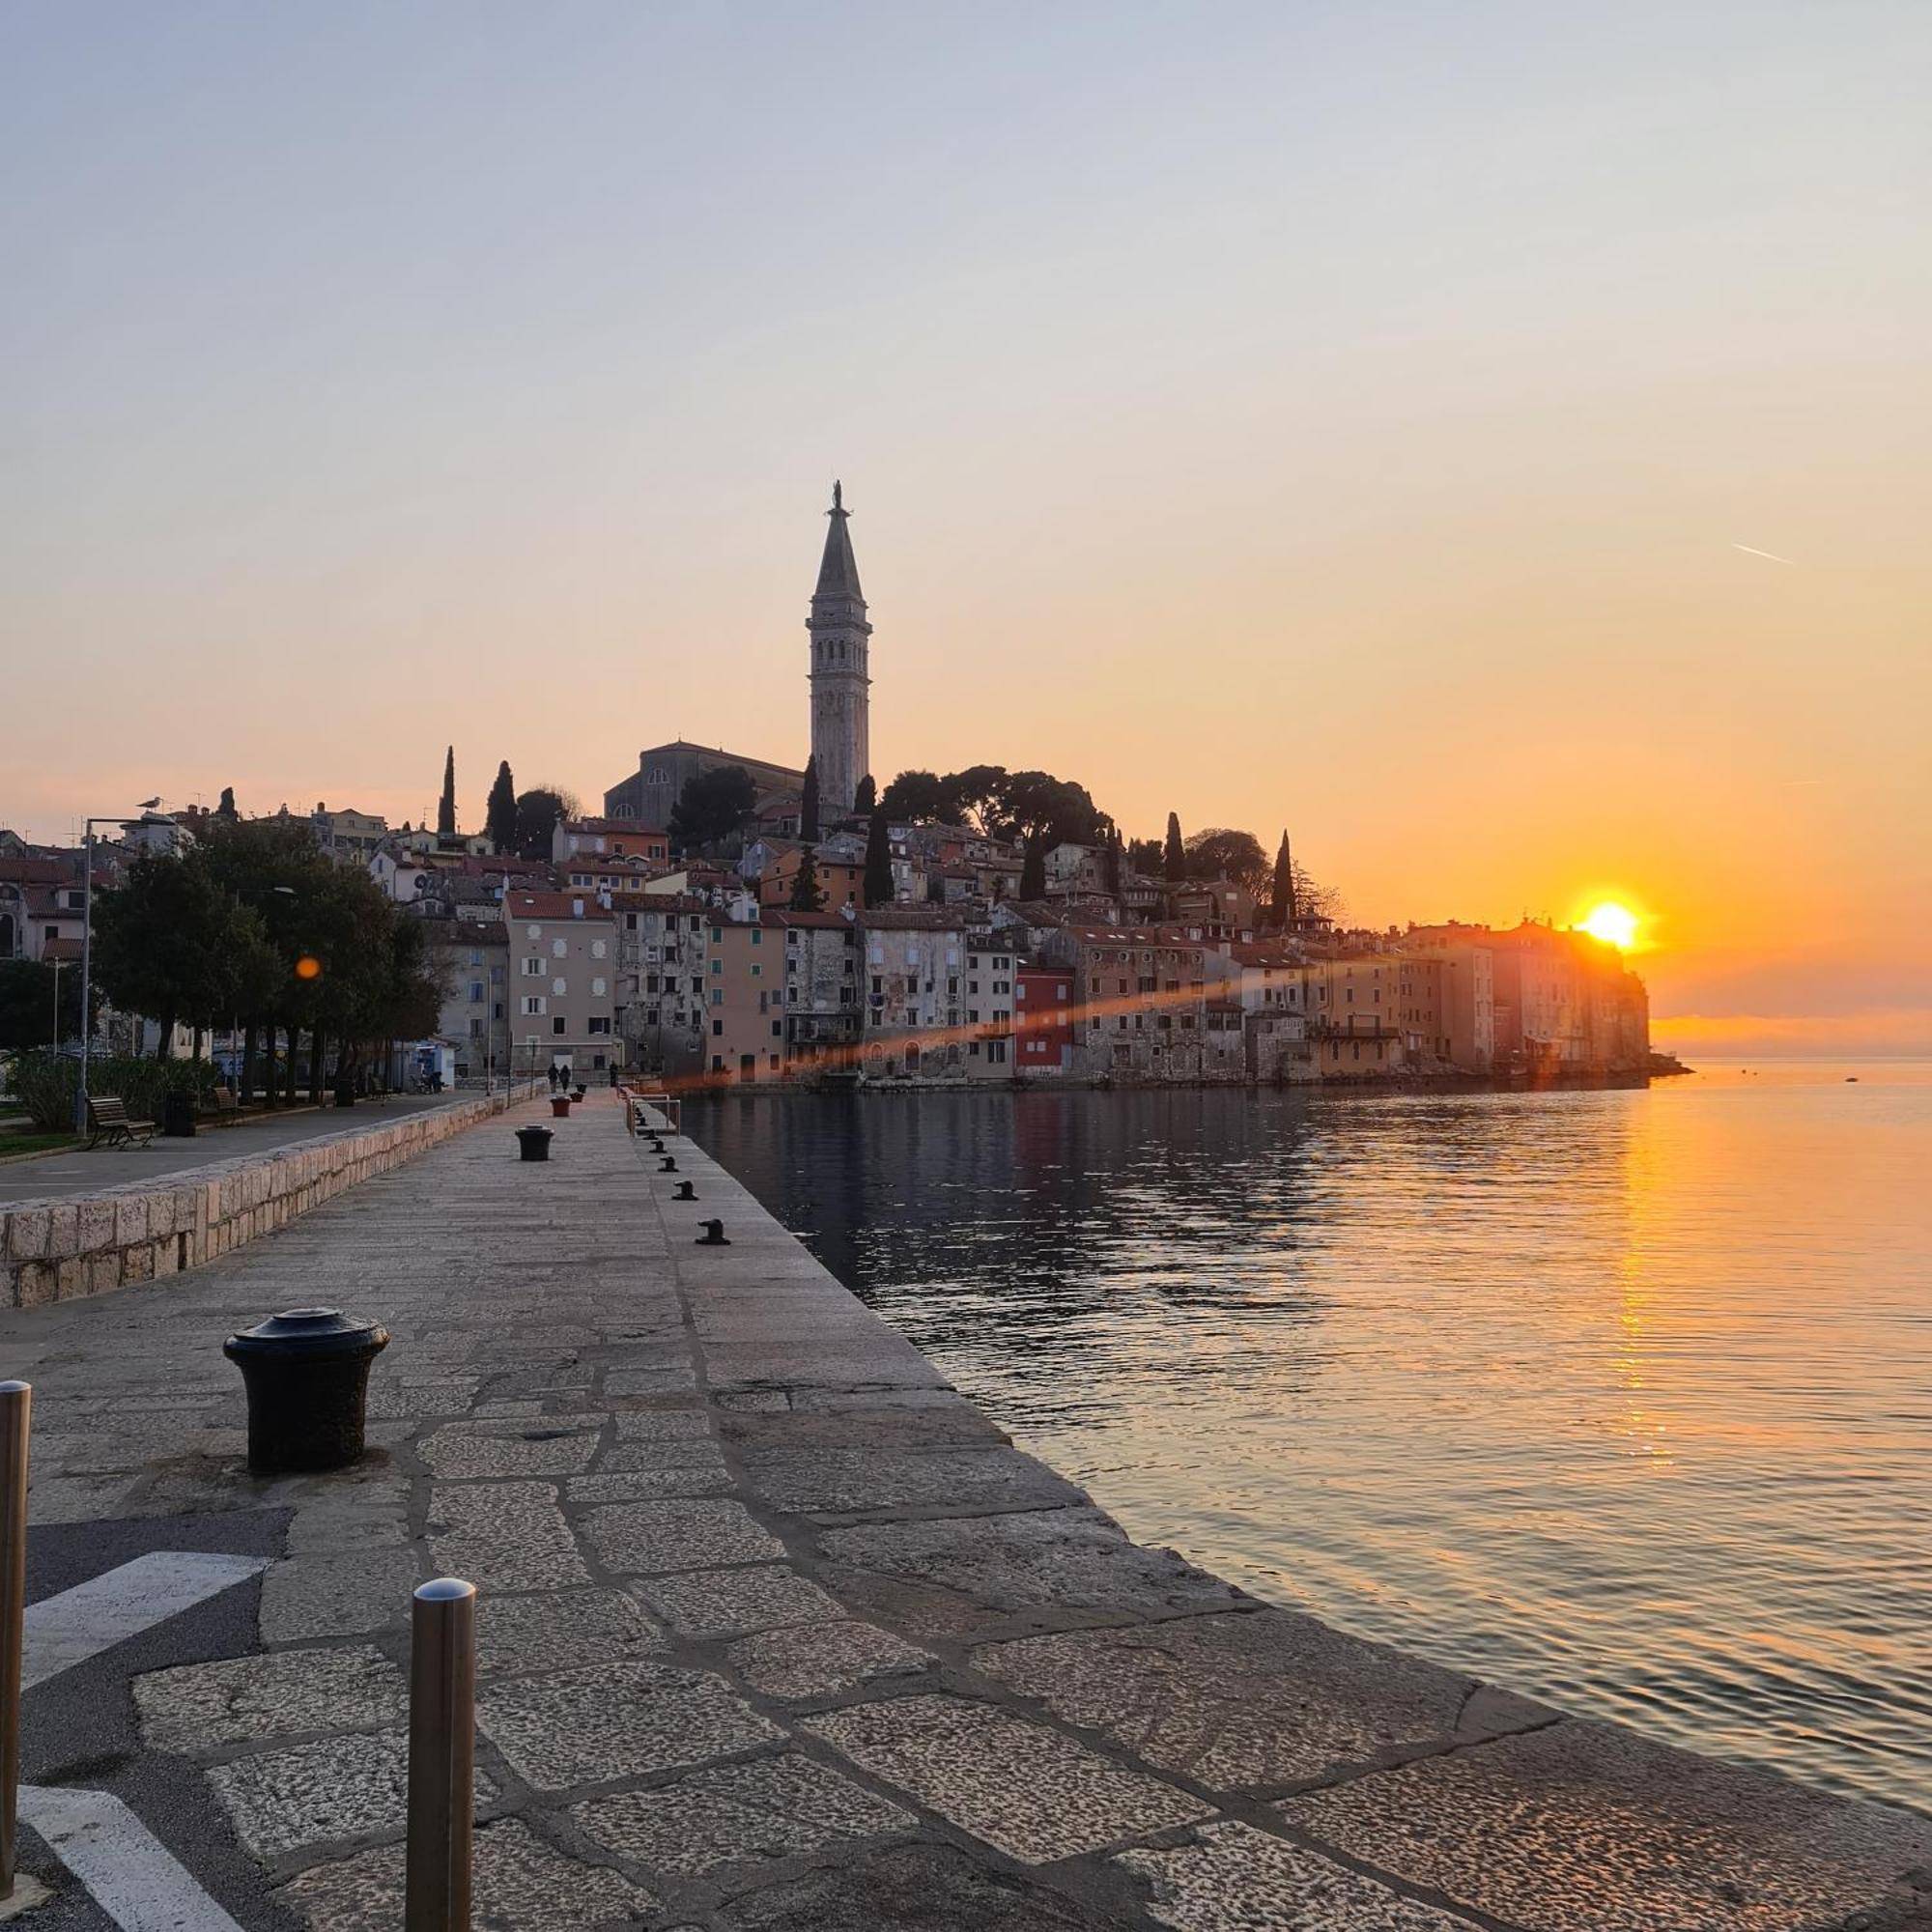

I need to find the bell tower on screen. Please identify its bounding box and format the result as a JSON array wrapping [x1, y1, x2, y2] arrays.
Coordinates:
[[807, 481, 871, 817]]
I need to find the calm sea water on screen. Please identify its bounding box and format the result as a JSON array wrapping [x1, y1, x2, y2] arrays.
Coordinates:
[[684, 1063, 1932, 1812]]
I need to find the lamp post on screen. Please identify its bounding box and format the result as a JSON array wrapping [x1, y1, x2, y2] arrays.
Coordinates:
[[48, 959, 63, 1054], [73, 802, 171, 1132]]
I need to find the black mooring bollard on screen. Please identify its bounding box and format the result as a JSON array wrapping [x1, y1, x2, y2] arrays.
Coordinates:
[[696, 1219, 730, 1246], [223, 1309, 390, 1474], [659, 1156, 677, 1172], [672, 1180, 697, 1202], [515, 1125, 553, 1162]]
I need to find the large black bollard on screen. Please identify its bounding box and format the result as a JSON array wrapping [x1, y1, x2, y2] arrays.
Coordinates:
[[696, 1219, 730, 1246], [223, 1309, 390, 1474], [515, 1126, 553, 1162], [672, 1180, 697, 1202]]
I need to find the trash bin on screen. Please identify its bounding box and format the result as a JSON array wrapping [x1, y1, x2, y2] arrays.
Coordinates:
[[516, 1125, 554, 1162], [161, 1089, 196, 1137], [223, 1308, 390, 1474]]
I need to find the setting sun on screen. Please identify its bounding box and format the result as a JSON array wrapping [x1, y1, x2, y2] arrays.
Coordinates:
[[1578, 901, 1641, 952]]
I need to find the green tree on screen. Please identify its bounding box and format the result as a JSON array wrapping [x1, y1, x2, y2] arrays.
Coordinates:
[[668, 767, 756, 852], [1125, 836, 1162, 876], [1185, 828, 1269, 895], [1019, 837, 1046, 901], [1163, 812, 1187, 881], [1269, 832, 1296, 928], [788, 848, 825, 911], [485, 761, 518, 853], [514, 785, 576, 860], [863, 806, 894, 907], [92, 848, 275, 1060], [853, 774, 877, 815], [0, 959, 95, 1053], [799, 757, 820, 842], [1103, 827, 1123, 897], [879, 770, 952, 821]]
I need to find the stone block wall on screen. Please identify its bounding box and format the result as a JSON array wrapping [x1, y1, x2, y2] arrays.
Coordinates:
[[2, 1091, 530, 1309]]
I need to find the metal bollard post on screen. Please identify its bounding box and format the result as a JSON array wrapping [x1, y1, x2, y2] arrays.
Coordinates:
[[0, 1380, 29, 1901], [405, 1577, 475, 1932]]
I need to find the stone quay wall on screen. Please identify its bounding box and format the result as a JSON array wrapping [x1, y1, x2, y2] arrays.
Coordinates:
[[1, 1090, 531, 1308]]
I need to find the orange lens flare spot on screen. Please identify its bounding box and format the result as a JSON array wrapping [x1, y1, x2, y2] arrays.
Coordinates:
[[294, 955, 323, 981]]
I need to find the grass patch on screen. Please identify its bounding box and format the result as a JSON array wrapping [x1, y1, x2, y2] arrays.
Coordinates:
[[0, 1131, 81, 1160]]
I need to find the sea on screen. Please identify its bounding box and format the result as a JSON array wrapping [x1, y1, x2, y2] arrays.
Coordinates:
[[682, 1061, 1932, 1813]]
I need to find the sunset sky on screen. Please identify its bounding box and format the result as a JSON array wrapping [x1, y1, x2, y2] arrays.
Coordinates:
[[5, 4, 1928, 1053]]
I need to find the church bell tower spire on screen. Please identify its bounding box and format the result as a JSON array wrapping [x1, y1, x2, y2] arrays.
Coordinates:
[[807, 481, 871, 817]]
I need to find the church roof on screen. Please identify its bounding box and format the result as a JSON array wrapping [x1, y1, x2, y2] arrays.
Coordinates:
[[814, 481, 864, 601]]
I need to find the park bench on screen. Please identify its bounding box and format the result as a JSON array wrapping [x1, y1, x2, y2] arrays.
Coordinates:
[[213, 1086, 242, 1116], [85, 1096, 156, 1151]]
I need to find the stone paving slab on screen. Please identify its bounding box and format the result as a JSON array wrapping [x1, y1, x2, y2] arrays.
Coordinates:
[[1278, 1717, 1932, 1932], [802, 1694, 1214, 1863], [972, 1609, 1553, 1793], [572, 1750, 914, 1878], [6, 1089, 1927, 1932]]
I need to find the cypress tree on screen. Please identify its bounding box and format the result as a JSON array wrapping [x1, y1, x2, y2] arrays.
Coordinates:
[[863, 806, 894, 907], [789, 847, 825, 911], [800, 757, 820, 842], [1102, 826, 1122, 897], [1163, 811, 1186, 881], [438, 746, 457, 841], [1020, 836, 1046, 901], [854, 773, 877, 815], [485, 761, 518, 854], [1269, 831, 1296, 929]]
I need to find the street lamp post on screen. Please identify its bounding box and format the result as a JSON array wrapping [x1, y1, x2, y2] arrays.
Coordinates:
[[48, 959, 63, 1054], [73, 802, 164, 1134]]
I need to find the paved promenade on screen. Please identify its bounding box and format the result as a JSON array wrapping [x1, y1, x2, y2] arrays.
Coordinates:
[[0, 1092, 472, 1204], [3, 1092, 1929, 1930]]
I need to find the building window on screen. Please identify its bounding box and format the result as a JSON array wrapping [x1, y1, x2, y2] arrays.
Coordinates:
[[711, 989, 723, 1008], [591, 977, 607, 996], [712, 1020, 724, 1037], [553, 1017, 567, 1035], [522, 996, 546, 1016], [552, 978, 567, 996], [522, 958, 543, 977]]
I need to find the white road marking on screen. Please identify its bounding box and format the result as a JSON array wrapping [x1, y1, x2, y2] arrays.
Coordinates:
[[24, 1550, 268, 1690], [19, 1786, 245, 1932]]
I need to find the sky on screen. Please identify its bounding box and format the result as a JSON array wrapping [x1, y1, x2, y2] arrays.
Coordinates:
[[4, 2, 1928, 1054]]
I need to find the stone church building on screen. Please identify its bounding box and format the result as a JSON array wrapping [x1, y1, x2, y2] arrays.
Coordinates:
[[603, 485, 874, 830]]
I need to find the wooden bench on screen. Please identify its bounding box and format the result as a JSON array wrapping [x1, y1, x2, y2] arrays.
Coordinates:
[[213, 1085, 242, 1116], [85, 1096, 156, 1150]]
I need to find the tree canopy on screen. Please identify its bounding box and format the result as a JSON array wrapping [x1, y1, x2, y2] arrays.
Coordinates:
[[668, 766, 757, 851], [1184, 828, 1270, 895], [788, 848, 825, 911], [486, 761, 518, 853], [96, 821, 446, 1068], [1163, 812, 1187, 881], [880, 765, 1107, 851], [0, 959, 96, 1054], [513, 785, 577, 860]]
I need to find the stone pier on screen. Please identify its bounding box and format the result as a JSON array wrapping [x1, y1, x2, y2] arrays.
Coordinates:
[[2, 1091, 1927, 1929]]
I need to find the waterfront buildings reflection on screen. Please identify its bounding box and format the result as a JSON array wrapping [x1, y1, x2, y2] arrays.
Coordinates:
[[687, 1066, 1932, 1811]]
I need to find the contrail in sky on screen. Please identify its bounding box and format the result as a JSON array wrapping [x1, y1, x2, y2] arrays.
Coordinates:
[[1732, 542, 1797, 565]]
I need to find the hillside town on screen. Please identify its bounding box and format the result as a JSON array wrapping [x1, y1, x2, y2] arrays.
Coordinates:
[[2, 489, 1651, 1096]]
